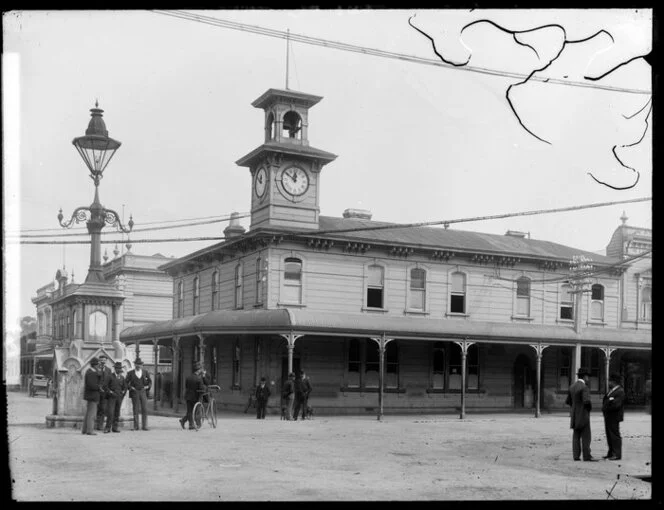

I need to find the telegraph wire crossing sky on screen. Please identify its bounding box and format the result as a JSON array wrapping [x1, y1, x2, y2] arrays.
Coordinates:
[[2, 9, 652, 328]]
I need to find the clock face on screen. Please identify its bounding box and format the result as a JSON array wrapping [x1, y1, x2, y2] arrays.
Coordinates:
[[254, 167, 267, 198], [280, 167, 309, 197]]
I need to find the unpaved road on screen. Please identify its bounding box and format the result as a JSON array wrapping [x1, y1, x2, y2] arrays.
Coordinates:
[[7, 391, 652, 501]]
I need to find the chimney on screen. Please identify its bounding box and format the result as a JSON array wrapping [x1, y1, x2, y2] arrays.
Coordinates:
[[505, 230, 530, 239], [224, 212, 246, 239], [342, 208, 372, 220]]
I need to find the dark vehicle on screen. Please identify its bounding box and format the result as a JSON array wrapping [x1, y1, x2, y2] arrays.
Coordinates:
[[28, 374, 53, 398]]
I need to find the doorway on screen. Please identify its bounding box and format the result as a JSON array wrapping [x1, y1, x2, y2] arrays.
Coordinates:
[[513, 354, 533, 408]]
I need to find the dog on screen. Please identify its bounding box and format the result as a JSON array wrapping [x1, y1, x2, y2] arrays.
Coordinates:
[[281, 406, 287, 420], [305, 405, 314, 419]]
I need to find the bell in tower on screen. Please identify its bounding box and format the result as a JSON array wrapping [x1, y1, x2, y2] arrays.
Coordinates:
[[236, 88, 337, 231]]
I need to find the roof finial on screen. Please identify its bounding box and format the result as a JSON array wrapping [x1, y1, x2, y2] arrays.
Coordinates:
[[620, 210, 628, 226], [95, 98, 99, 108]]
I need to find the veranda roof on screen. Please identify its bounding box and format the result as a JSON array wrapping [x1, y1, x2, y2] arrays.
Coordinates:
[[120, 309, 650, 350]]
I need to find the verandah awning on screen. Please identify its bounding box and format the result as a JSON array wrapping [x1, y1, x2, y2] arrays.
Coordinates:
[[119, 308, 651, 350]]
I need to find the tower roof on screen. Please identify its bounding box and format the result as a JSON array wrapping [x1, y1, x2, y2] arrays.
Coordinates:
[[251, 88, 323, 110]]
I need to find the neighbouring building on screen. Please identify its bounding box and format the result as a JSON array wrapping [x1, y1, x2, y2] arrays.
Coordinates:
[[31, 251, 174, 420], [120, 87, 651, 416]]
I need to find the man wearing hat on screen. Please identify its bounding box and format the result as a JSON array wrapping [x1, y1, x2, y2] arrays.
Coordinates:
[[104, 362, 128, 433], [602, 373, 625, 460], [180, 361, 205, 430], [82, 357, 102, 435], [95, 353, 113, 431], [293, 370, 312, 421], [126, 358, 152, 431], [565, 367, 598, 461]]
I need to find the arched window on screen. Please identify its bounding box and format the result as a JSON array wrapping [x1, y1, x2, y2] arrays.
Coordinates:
[[366, 265, 384, 308], [234, 263, 244, 309], [590, 284, 604, 321], [282, 257, 302, 304], [211, 271, 218, 311], [177, 281, 184, 318], [193, 276, 200, 315], [450, 272, 466, 314], [409, 268, 426, 311], [516, 277, 531, 316], [282, 111, 302, 140], [72, 310, 77, 339], [641, 285, 652, 322], [88, 310, 107, 338], [560, 284, 574, 320]]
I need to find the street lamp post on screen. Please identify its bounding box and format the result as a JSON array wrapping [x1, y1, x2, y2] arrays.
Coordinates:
[[58, 102, 134, 283]]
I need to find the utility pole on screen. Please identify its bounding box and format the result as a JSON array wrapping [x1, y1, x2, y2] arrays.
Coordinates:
[[569, 255, 594, 333]]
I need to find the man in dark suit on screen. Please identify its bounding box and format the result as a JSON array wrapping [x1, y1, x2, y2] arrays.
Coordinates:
[[565, 367, 598, 461], [105, 361, 128, 433], [126, 358, 152, 431], [602, 372, 625, 460], [95, 353, 113, 431], [294, 370, 312, 420], [82, 357, 101, 436], [255, 377, 271, 419], [180, 361, 205, 430]]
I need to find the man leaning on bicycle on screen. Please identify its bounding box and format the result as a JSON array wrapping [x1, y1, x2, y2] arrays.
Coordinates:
[[180, 361, 206, 430]]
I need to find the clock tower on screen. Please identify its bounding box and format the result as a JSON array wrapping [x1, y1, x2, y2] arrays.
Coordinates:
[[236, 88, 337, 231]]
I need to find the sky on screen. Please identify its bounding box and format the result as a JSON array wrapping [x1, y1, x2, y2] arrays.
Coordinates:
[[3, 8, 653, 335]]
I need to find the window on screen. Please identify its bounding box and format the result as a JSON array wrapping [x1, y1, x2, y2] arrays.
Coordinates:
[[158, 345, 172, 364], [66, 313, 71, 340], [193, 276, 200, 315], [409, 268, 426, 310], [366, 265, 384, 308], [72, 310, 77, 339], [177, 281, 184, 318], [38, 313, 44, 335], [560, 284, 574, 320], [581, 348, 601, 392], [211, 271, 218, 311], [347, 338, 361, 388], [365, 341, 379, 388], [385, 341, 399, 389], [432, 342, 445, 389], [590, 284, 604, 321], [232, 338, 241, 387], [450, 272, 466, 314], [558, 348, 571, 390], [345, 338, 400, 390], [448, 343, 479, 390], [234, 263, 243, 309], [266, 112, 275, 141], [282, 257, 302, 304], [255, 258, 264, 305], [516, 277, 531, 316], [641, 285, 652, 322]]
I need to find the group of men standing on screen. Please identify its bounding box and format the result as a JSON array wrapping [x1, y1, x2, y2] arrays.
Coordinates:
[[281, 370, 312, 421], [82, 353, 152, 435], [566, 367, 626, 462]]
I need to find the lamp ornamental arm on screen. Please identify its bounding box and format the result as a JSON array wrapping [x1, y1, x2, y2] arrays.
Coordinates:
[[104, 208, 134, 234], [58, 206, 92, 229]]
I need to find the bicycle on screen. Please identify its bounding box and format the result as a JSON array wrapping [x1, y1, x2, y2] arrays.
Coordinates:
[[193, 385, 220, 430]]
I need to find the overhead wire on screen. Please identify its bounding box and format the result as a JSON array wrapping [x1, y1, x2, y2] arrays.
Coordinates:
[[15, 196, 651, 246], [151, 9, 651, 96]]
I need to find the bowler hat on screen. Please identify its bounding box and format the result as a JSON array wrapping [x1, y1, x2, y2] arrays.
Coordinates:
[[114, 361, 123, 370], [193, 361, 202, 371], [577, 367, 591, 377], [134, 358, 144, 366], [98, 353, 108, 360], [90, 357, 99, 366]]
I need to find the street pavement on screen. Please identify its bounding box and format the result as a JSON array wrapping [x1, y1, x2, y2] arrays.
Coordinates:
[[7, 390, 653, 501]]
